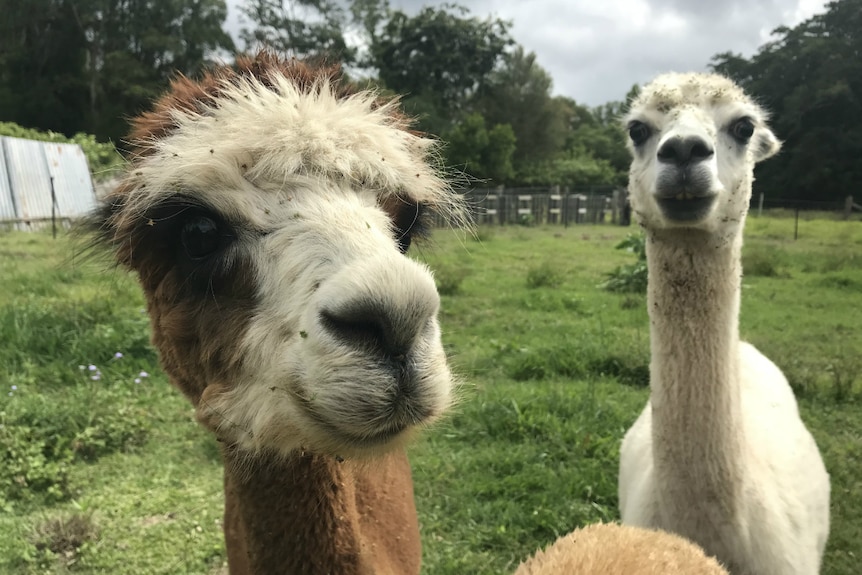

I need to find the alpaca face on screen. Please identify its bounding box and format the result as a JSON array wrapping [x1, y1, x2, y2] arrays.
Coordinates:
[[624, 73, 780, 235], [191, 181, 452, 458], [94, 55, 463, 458]]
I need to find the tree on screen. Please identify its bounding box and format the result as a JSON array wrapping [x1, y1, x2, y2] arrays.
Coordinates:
[[0, 0, 234, 142], [557, 96, 629, 185], [477, 47, 567, 175], [0, 0, 89, 136], [240, 0, 353, 64], [368, 3, 512, 135], [444, 113, 516, 185], [710, 0, 862, 203]]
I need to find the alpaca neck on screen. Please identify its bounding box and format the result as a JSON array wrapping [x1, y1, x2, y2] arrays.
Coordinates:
[[220, 448, 420, 575], [646, 228, 746, 505]]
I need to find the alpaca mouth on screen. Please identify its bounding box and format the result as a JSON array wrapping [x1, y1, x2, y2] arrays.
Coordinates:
[[290, 364, 435, 451], [655, 193, 716, 222], [310, 409, 420, 450]]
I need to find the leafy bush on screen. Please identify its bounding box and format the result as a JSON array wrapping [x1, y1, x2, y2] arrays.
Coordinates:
[[1, 391, 149, 509], [434, 265, 471, 296], [0, 420, 72, 507], [0, 297, 152, 509], [526, 263, 562, 289], [501, 336, 649, 386], [0, 122, 124, 181], [601, 233, 648, 293], [742, 244, 786, 277]]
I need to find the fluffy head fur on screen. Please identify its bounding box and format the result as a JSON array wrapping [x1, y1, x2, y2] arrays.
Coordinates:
[[624, 72, 780, 236], [514, 523, 729, 575], [91, 52, 465, 459]]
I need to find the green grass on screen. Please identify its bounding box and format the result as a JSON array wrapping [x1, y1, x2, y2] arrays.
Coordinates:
[[0, 218, 860, 574]]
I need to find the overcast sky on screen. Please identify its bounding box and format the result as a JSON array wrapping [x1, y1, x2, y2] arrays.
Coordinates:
[[224, 0, 830, 107]]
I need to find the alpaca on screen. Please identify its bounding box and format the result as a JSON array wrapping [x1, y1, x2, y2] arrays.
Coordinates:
[[514, 523, 729, 575], [90, 52, 466, 574], [617, 72, 830, 574]]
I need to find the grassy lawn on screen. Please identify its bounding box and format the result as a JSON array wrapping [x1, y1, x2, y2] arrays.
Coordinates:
[[0, 216, 860, 574]]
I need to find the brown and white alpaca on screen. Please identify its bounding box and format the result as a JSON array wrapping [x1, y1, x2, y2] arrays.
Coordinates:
[[618, 73, 830, 574], [514, 523, 729, 575], [91, 52, 466, 574]]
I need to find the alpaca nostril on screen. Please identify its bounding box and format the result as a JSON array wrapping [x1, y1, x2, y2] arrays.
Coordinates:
[[657, 136, 714, 166], [319, 306, 405, 356]]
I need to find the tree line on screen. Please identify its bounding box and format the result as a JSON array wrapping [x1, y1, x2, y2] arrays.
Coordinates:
[[0, 0, 858, 201]]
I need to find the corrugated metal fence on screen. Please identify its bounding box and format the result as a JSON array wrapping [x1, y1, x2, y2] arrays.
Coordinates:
[[0, 136, 96, 230]]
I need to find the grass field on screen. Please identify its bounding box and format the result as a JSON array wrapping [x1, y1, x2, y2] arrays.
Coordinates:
[[1, 216, 860, 574]]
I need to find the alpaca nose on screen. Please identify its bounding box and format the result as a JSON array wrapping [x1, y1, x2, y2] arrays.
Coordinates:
[[657, 136, 714, 166], [320, 306, 408, 357], [317, 259, 439, 358]]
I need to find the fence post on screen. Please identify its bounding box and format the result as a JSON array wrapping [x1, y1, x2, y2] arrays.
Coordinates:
[[50, 176, 57, 239], [758, 193, 764, 218], [845, 196, 853, 220]]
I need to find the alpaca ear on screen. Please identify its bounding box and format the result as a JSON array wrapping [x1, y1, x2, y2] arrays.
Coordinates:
[[752, 126, 781, 163]]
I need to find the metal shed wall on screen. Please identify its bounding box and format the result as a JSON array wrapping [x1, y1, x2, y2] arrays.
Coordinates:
[[0, 139, 15, 220], [43, 142, 98, 217], [0, 136, 96, 226]]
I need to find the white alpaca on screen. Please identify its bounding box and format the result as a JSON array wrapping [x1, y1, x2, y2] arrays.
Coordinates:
[[617, 72, 830, 574], [514, 523, 729, 574], [92, 52, 465, 574]]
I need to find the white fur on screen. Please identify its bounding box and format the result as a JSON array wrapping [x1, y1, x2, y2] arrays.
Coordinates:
[[199, 182, 453, 457], [618, 73, 830, 575], [121, 71, 461, 458], [116, 73, 464, 229]]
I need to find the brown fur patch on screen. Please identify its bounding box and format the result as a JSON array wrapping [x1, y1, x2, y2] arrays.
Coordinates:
[[221, 448, 420, 575]]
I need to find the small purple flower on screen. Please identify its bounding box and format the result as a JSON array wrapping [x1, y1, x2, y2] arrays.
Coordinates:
[[91, 374, 101, 381], [139, 371, 149, 378], [10, 385, 17, 391], [88, 364, 97, 371], [114, 352, 124, 359], [134, 378, 142, 384]]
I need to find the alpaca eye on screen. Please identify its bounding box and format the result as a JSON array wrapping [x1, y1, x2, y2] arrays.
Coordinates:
[[628, 121, 651, 146], [392, 202, 426, 254], [181, 216, 221, 259], [730, 118, 755, 142], [397, 233, 412, 254]]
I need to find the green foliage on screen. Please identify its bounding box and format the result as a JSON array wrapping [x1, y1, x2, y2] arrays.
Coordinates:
[[709, 0, 862, 203], [0, 122, 124, 181], [477, 47, 565, 171], [369, 3, 512, 134], [503, 339, 649, 387], [433, 265, 471, 296], [0, 298, 152, 510], [742, 243, 791, 278], [240, 0, 354, 63], [601, 233, 648, 293], [444, 113, 516, 185], [525, 262, 562, 289], [519, 154, 619, 188], [0, 0, 234, 141]]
